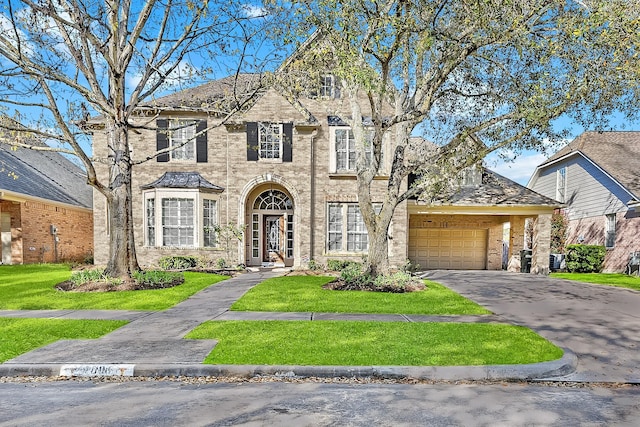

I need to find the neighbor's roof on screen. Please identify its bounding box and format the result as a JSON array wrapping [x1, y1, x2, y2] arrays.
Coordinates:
[[0, 142, 92, 209], [537, 131, 640, 197], [431, 168, 560, 207], [141, 172, 224, 193]]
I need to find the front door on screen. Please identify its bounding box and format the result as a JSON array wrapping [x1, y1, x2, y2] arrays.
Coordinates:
[[264, 215, 285, 265]]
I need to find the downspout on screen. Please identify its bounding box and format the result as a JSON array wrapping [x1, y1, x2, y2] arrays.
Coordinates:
[[309, 129, 318, 262]]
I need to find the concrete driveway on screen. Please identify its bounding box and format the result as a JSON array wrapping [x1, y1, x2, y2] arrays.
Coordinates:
[[425, 270, 640, 383]]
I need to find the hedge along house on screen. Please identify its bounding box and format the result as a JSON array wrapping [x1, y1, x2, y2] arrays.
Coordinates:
[[0, 139, 93, 264], [90, 42, 559, 273]]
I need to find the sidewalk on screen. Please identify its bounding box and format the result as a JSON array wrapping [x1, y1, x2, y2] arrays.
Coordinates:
[[0, 270, 576, 380]]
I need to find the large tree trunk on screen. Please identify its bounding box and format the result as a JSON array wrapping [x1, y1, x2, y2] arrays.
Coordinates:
[[104, 121, 140, 279], [365, 227, 390, 277]]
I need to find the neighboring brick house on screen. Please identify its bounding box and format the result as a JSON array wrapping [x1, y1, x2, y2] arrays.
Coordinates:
[[91, 49, 558, 272], [528, 131, 640, 272], [0, 141, 93, 264]]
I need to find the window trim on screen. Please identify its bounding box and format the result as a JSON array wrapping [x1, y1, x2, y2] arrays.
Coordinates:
[[143, 189, 218, 248]]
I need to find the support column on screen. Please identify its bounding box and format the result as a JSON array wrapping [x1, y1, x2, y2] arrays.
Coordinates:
[[508, 215, 526, 272], [531, 213, 552, 275]]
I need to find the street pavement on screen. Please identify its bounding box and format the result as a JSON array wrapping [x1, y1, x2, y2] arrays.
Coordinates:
[[2, 269, 638, 383]]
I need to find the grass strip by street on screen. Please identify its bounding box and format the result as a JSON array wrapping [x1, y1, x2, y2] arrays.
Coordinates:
[[551, 272, 640, 291], [0, 318, 127, 363], [230, 276, 490, 315], [187, 320, 562, 366], [0, 264, 228, 310]]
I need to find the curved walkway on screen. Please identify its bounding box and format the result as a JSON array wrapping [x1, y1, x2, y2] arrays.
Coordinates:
[[0, 270, 577, 380]]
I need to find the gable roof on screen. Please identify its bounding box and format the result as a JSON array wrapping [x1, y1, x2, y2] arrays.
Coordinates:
[[430, 168, 560, 207], [0, 142, 92, 209], [533, 131, 640, 199]]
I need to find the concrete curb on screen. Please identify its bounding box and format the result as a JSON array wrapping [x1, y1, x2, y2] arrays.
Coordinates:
[[0, 348, 577, 381]]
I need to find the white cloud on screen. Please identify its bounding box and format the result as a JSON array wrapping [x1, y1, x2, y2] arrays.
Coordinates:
[[241, 4, 267, 18], [486, 151, 548, 186]]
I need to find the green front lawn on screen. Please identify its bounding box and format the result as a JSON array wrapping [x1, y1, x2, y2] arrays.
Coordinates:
[[0, 264, 228, 310], [0, 318, 127, 363], [230, 275, 490, 315], [187, 320, 563, 366], [551, 272, 640, 291]]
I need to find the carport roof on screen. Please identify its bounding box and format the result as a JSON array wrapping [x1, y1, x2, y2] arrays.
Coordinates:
[[425, 168, 560, 208]]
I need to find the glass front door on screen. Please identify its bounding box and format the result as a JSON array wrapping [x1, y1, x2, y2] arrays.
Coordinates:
[[264, 215, 285, 264]]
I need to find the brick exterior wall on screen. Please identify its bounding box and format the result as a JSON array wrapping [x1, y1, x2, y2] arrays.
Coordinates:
[[0, 199, 93, 264], [567, 211, 640, 272], [91, 86, 551, 272]]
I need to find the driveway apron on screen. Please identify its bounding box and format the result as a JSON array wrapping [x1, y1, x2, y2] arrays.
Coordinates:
[[426, 270, 640, 382]]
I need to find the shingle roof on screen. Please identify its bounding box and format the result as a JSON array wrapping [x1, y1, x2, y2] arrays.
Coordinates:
[[431, 168, 560, 207], [0, 142, 92, 208], [143, 74, 265, 111], [540, 131, 640, 197], [141, 172, 224, 192]]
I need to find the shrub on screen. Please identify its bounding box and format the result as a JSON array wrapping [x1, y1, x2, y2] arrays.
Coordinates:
[[70, 269, 122, 286], [565, 244, 606, 273], [215, 258, 227, 269], [327, 259, 361, 272], [373, 271, 425, 293], [307, 259, 324, 271], [401, 259, 421, 275], [132, 270, 184, 288], [159, 256, 198, 270]]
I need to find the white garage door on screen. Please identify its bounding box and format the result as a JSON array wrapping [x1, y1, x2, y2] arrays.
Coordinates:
[[408, 228, 487, 270]]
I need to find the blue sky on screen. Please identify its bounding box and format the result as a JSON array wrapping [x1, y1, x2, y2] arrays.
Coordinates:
[[486, 112, 640, 186]]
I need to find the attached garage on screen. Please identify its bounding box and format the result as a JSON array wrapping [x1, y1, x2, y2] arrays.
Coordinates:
[[408, 228, 487, 270]]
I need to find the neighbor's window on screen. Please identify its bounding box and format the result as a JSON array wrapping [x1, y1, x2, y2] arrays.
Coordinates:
[[556, 167, 567, 203], [605, 213, 616, 248]]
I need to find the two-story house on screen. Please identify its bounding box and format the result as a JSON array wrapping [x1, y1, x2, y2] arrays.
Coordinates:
[[0, 139, 93, 264], [528, 131, 640, 272], [91, 44, 559, 273]]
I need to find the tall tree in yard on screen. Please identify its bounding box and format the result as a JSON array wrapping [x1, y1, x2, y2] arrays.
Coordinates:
[[277, 0, 639, 276], [0, 0, 265, 278]]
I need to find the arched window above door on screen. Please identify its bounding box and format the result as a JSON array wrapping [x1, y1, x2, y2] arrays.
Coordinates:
[[253, 190, 293, 210]]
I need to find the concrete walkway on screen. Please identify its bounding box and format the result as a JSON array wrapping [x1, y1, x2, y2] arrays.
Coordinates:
[[0, 270, 577, 380]]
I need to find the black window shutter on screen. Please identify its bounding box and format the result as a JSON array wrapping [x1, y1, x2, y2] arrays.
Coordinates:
[[283, 123, 293, 162], [246, 122, 258, 161], [156, 119, 169, 162], [333, 77, 341, 99], [196, 120, 208, 163]]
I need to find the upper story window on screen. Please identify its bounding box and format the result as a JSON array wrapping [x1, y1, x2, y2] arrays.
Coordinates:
[[556, 166, 567, 203], [156, 119, 208, 163], [320, 74, 340, 98], [169, 120, 196, 161], [331, 127, 374, 173], [259, 122, 283, 159], [246, 122, 293, 162]]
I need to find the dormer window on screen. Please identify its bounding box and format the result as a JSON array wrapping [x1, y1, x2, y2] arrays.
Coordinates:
[[461, 166, 482, 187]]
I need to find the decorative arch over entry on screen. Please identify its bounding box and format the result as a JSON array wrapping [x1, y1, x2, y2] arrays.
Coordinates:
[[239, 174, 300, 267]]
